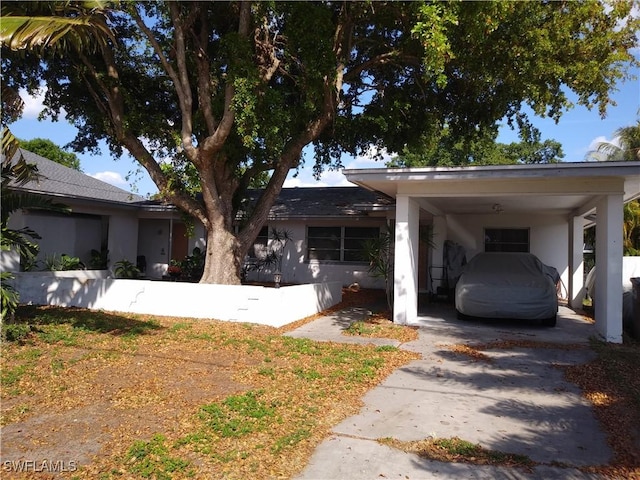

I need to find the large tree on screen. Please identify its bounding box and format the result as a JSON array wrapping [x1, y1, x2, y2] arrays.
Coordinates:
[[2, 1, 638, 284]]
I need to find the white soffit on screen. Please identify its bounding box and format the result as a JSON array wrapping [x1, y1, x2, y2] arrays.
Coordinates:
[[343, 162, 640, 216]]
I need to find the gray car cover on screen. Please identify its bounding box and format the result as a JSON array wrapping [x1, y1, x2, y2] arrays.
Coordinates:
[[455, 252, 558, 320]]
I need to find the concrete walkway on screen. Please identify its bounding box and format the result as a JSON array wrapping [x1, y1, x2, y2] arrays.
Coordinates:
[[285, 304, 610, 479]]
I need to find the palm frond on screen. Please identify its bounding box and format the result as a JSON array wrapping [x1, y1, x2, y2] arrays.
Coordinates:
[[0, 3, 116, 54], [1, 127, 22, 162], [1, 191, 70, 225], [1, 146, 41, 188], [0, 226, 40, 259]]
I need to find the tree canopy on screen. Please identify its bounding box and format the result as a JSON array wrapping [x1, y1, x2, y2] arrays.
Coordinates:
[[2, 1, 638, 284], [389, 126, 565, 167], [18, 138, 82, 171]]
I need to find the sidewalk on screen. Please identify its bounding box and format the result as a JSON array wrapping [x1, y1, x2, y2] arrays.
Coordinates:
[[286, 305, 610, 479]]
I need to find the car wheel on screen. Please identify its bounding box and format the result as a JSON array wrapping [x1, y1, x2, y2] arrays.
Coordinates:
[[541, 315, 557, 327]]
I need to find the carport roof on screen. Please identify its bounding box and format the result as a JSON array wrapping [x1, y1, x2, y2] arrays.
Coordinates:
[[343, 161, 640, 218]]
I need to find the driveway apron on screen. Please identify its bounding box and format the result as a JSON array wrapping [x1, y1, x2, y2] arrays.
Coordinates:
[[286, 305, 611, 479]]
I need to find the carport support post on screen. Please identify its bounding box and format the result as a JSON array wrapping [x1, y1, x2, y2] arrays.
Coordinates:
[[595, 194, 623, 343], [569, 215, 585, 310], [393, 195, 420, 325]]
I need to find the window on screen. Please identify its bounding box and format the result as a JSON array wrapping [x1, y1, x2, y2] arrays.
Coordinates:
[[248, 226, 269, 259], [484, 228, 529, 252], [307, 226, 380, 262]]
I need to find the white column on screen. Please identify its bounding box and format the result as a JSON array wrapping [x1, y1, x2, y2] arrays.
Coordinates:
[[595, 194, 623, 343], [393, 195, 420, 325], [569, 215, 586, 310]]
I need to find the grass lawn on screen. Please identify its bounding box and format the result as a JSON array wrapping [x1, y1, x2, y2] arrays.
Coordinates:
[[1, 290, 639, 479], [1, 291, 418, 479]]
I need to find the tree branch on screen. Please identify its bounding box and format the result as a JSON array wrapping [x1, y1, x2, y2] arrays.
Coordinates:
[[130, 4, 197, 162], [200, 1, 252, 156], [238, 6, 349, 249]]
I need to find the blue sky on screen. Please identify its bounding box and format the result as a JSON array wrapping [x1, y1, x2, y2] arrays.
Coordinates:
[[9, 63, 639, 198]]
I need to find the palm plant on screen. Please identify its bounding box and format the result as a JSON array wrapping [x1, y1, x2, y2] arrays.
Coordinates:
[[585, 122, 640, 162], [1, 1, 115, 321], [0, 1, 115, 55], [1, 144, 70, 321], [361, 228, 394, 310], [623, 200, 640, 255], [584, 122, 640, 255]]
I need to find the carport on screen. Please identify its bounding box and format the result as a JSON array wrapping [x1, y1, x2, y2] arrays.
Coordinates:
[[344, 161, 640, 343]]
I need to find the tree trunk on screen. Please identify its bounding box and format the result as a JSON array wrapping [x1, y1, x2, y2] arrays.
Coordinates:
[[199, 225, 242, 285]]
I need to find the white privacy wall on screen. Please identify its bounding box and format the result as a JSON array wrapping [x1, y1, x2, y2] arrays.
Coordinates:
[[12, 272, 343, 327]]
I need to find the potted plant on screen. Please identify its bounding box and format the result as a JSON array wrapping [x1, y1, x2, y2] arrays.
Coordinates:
[[113, 259, 141, 279], [167, 261, 182, 279]]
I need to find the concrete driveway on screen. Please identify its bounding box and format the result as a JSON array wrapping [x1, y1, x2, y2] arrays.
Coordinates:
[[286, 304, 610, 479]]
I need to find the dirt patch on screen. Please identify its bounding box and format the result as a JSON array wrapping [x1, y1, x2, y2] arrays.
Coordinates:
[[1, 324, 254, 476]]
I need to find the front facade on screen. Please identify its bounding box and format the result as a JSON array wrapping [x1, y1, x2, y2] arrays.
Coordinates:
[[6, 150, 640, 343], [3, 150, 391, 289]]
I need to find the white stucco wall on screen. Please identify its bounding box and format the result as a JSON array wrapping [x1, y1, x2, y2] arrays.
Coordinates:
[[4, 210, 103, 268], [108, 214, 139, 272], [137, 219, 171, 278], [12, 272, 342, 327], [243, 220, 386, 289]]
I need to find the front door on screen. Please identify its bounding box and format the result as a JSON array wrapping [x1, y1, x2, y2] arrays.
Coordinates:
[[171, 222, 189, 262]]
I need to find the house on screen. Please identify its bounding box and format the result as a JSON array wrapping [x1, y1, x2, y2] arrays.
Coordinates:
[[241, 187, 392, 288], [2, 149, 390, 288], [5, 149, 640, 342], [2, 149, 204, 277]]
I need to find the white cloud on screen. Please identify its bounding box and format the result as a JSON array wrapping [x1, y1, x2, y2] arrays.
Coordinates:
[[90, 171, 128, 187], [20, 88, 46, 119], [283, 145, 393, 188], [19, 86, 67, 121], [587, 135, 622, 151]]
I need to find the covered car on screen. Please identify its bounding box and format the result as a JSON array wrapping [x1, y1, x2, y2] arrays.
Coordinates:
[[455, 252, 559, 326]]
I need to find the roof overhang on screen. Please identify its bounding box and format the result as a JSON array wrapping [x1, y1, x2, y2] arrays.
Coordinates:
[[343, 162, 640, 219]]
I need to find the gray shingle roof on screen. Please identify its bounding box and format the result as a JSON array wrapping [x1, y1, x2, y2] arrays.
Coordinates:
[[9, 149, 145, 204], [244, 186, 394, 219], [8, 149, 391, 216]]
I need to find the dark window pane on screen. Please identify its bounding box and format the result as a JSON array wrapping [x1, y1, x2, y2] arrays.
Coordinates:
[[344, 250, 366, 262], [484, 228, 529, 253], [308, 226, 341, 238], [249, 226, 270, 258], [308, 249, 340, 261], [344, 227, 380, 239]]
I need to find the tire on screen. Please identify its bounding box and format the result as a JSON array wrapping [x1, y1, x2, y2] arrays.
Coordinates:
[[541, 315, 557, 327]]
